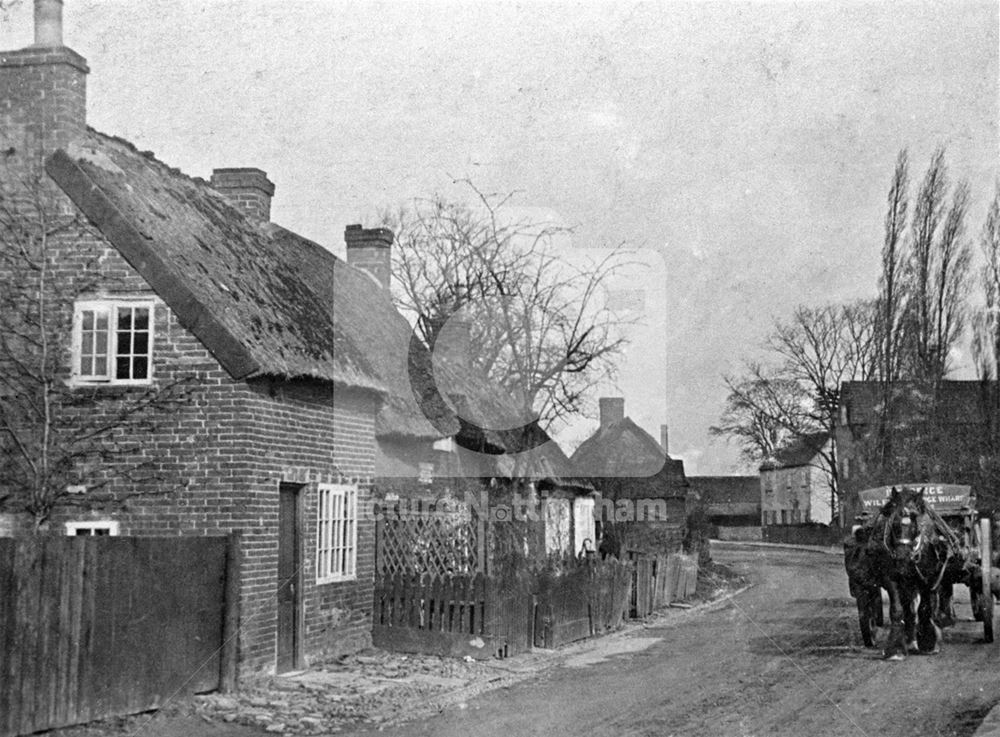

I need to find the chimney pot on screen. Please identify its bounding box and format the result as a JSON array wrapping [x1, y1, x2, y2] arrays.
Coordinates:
[[210, 168, 275, 222], [34, 0, 63, 47], [660, 424, 669, 455], [345, 224, 394, 290], [598, 397, 625, 429]]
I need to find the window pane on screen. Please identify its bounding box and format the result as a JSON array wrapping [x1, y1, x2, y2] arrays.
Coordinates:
[[82, 311, 94, 330], [116, 356, 130, 379], [133, 308, 149, 331], [96, 313, 108, 331], [317, 486, 357, 580], [132, 356, 148, 379], [94, 356, 107, 376], [117, 308, 132, 331], [133, 331, 148, 355]]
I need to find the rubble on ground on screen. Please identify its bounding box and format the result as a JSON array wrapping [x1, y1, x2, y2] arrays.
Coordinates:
[[191, 650, 508, 734]]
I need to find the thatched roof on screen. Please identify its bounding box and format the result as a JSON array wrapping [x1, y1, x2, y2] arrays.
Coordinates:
[[47, 131, 381, 391], [44, 130, 557, 448], [488, 432, 591, 490], [570, 417, 688, 497]]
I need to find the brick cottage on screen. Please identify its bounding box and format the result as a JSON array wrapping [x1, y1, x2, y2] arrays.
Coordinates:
[[0, 1, 429, 677]]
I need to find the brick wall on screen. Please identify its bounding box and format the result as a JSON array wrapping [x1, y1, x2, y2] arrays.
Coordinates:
[[0, 46, 88, 170]]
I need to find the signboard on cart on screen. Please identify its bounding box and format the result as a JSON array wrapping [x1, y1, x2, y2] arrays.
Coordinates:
[[857, 484, 974, 514]]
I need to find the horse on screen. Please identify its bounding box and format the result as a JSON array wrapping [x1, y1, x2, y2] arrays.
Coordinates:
[[848, 487, 956, 659]]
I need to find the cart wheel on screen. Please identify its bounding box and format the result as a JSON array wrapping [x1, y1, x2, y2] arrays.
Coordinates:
[[984, 591, 995, 644], [982, 518, 995, 643]]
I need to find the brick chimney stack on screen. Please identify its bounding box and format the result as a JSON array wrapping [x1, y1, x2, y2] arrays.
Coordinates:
[[599, 397, 625, 429], [210, 168, 275, 222], [344, 224, 394, 290], [660, 424, 669, 454], [0, 0, 89, 163]]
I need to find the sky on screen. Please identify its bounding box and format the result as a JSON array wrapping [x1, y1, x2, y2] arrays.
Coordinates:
[[2, 0, 997, 475]]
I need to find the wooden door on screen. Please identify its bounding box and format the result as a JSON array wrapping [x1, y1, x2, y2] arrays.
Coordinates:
[[277, 484, 302, 673]]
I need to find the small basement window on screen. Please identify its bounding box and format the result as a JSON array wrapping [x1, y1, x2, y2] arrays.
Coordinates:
[[65, 520, 119, 536], [72, 299, 155, 385]]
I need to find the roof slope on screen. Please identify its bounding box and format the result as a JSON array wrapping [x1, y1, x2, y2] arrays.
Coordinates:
[[269, 223, 458, 439], [48, 131, 382, 390], [687, 476, 760, 505], [570, 417, 687, 489], [840, 381, 997, 427], [761, 431, 829, 470]]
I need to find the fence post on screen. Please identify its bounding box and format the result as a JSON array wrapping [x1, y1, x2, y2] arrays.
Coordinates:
[[477, 515, 487, 575], [219, 530, 243, 693]]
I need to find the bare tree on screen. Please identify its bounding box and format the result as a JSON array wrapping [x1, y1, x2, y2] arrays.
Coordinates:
[[973, 183, 1000, 381], [710, 368, 808, 467], [769, 302, 879, 412], [876, 149, 911, 385], [902, 147, 972, 384], [380, 181, 635, 428], [713, 302, 878, 516], [0, 167, 193, 533]]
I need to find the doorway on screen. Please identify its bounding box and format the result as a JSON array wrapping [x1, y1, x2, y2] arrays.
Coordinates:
[[277, 483, 303, 673]]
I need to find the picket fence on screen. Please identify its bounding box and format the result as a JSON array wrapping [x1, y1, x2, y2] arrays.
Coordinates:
[[372, 552, 695, 658]]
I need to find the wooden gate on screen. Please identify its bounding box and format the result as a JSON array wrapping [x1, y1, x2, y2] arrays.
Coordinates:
[[0, 535, 238, 737]]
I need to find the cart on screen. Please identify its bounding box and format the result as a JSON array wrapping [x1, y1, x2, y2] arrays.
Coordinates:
[[845, 484, 999, 645]]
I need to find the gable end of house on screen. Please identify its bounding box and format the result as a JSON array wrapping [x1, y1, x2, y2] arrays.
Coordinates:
[[46, 148, 262, 380]]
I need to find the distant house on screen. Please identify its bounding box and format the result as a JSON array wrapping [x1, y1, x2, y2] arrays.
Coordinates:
[[836, 380, 999, 520], [759, 432, 833, 526], [570, 398, 690, 554], [686, 476, 760, 541]]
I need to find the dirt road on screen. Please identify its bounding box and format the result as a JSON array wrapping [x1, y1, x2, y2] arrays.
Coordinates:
[[349, 544, 1000, 737]]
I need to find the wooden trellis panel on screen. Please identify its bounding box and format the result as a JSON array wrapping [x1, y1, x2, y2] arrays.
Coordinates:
[[376, 514, 483, 577]]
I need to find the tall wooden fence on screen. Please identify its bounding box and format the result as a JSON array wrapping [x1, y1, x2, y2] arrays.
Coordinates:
[[0, 535, 238, 737], [533, 558, 632, 648], [629, 552, 698, 618]]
